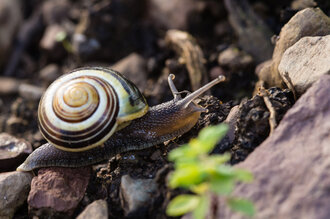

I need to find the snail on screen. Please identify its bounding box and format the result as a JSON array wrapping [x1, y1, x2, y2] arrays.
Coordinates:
[[17, 67, 225, 171]]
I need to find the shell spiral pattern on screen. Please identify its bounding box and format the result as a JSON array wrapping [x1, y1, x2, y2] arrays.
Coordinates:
[[38, 70, 120, 152]]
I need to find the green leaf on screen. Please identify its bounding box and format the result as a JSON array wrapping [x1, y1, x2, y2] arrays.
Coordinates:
[[209, 176, 234, 195], [166, 194, 200, 216], [168, 165, 206, 188], [234, 169, 254, 182], [227, 198, 255, 217], [195, 124, 228, 154], [193, 194, 209, 219]]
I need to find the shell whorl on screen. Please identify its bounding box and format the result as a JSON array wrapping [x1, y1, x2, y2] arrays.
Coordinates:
[[38, 70, 120, 152]]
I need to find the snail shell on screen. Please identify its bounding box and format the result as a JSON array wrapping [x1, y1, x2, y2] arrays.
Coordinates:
[[38, 67, 148, 152]]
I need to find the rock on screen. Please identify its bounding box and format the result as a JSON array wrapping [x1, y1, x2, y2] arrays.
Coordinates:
[[18, 83, 45, 101], [218, 47, 253, 71], [0, 133, 32, 172], [0, 0, 22, 67], [0, 171, 33, 218], [148, 0, 197, 30], [77, 200, 108, 219], [216, 75, 330, 219], [224, 105, 240, 143], [112, 53, 148, 92], [120, 175, 157, 216], [0, 77, 20, 95], [39, 64, 61, 83], [28, 167, 91, 216], [224, 0, 273, 63], [278, 35, 330, 95], [291, 0, 316, 10], [258, 8, 330, 88], [40, 24, 67, 58]]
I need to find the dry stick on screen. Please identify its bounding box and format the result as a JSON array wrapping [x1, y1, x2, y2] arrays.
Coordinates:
[[259, 82, 277, 135], [281, 71, 297, 101]]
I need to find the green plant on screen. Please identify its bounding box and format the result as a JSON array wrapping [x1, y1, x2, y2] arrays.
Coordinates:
[[166, 124, 255, 219]]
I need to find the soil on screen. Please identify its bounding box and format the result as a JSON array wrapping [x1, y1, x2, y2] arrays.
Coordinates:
[[0, 0, 329, 218]]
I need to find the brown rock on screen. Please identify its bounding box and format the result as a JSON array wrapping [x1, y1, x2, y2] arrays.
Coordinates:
[[0, 77, 20, 95], [216, 75, 330, 219], [77, 200, 108, 219], [278, 35, 330, 95], [0, 133, 32, 172], [112, 53, 148, 92], [39, 64, 61, 83], [259, 8, 330, 88], [28, 167, 91, 215], [18, 83, 45, 101], [0, 171, 33, 218]]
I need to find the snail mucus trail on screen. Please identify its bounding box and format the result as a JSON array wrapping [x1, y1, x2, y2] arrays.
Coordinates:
[[17, 67, 225, 171]]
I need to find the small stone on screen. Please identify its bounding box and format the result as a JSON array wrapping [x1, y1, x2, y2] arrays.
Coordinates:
[[0, 171, 33, 218], [291, 0, 316, 10], [120, 175, 157, 216], [28, 167, 91, 216], [40, 24, 66, 55], [216, 75, 330, 219], [0, 77, 20, 95], [18, 83, 45, 101], [77, 200, 108, 219], [148, 0, 197, 30], [258, 8, 330, 87], [0, 133, 32, 172], [218, 47, 253, 71], [112, 53, 148, 92], [39, 64, 61, 83], [224, 105, 240, 143], [278, 35, 330, 95]]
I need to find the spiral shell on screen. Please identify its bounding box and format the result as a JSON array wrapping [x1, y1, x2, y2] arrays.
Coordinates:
[[38, 67, 148, 152]]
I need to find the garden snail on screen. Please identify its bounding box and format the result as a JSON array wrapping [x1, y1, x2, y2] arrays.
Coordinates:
[[17, 67, 225, 171]]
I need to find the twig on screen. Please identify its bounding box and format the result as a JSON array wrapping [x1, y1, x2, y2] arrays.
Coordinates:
[[259, 82, 277, 135], [281, 71, 297, 101]]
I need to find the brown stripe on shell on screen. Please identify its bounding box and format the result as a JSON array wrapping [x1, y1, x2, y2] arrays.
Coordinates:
[[38, 76, 119, 149]]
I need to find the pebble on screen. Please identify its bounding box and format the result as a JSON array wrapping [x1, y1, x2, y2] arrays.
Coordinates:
[[278, 35, 330, 95], [112, 53, 148, 92], [28, 167, 91, 216], [0, 133, 32, 172], [18, 83, 45, 101], [120, 175, 157, 216], [77, 200, 108, 219], [218, 47, 253, 71], [257, 8, 330, 88], [39, 64, 61, 83], [0, 77, 20, 95], [0, 171, 33, 218]]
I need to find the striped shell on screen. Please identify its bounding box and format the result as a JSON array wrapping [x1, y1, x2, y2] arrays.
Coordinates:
[[38, 67, 148, 152]]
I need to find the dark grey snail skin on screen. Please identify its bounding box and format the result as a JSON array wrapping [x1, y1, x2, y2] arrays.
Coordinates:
[[17, 75, 225, 171]]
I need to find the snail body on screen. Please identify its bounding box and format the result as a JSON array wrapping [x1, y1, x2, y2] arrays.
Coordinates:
[[18, 67, 225, 171]]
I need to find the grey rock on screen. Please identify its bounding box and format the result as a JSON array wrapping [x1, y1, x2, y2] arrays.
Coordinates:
[[291, 0, 316, 10], [0, 171, 33, 218], [112, 53, 148, 92], [216, 75, 330, 219], [77, 200, 108, 219], [258, 8, 330, 88], [39, 64, 61, 83], [0, 133, 32, 172], [218, 47, 253, 71], [224, 105, 240, 143], [120, 175, 157, 215], [279, 35, 330, 95], [148, 0, 197, 30], [18, 83, 45, 101]]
